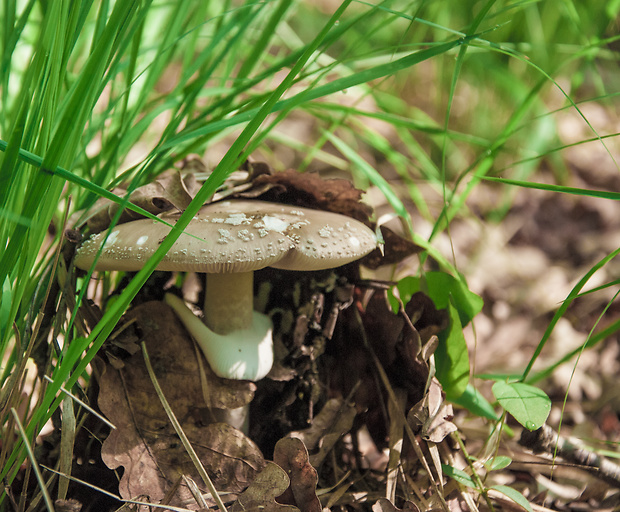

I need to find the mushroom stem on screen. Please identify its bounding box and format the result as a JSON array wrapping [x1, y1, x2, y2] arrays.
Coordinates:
[[164, 293, 273, 381], [204, 272, 254, 334]]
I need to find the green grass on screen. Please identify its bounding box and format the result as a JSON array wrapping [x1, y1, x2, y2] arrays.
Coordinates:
[[1, 0, 619, 508]]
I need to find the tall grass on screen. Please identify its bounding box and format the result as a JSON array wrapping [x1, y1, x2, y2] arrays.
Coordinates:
[[0, 0, 618, 507]]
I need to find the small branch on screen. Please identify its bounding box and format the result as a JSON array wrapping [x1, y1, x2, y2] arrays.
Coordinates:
[[519, 424, 620, 489]]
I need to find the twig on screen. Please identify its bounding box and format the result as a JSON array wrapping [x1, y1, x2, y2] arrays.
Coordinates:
[[519, 424, 620, 489]]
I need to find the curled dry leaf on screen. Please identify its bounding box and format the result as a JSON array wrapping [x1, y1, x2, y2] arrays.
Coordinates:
[[98, 301, 263, 505], [74, 170, 200, 232], [372, 498, 421, 512], [328, 288, 449, 448], [289, 398, 357, 468], [232, 462, 300, 512], [241, 169, 374, 223], [363, 226, 422, 270], [273, 438, 321, 512], [408, 377, 457, 443]]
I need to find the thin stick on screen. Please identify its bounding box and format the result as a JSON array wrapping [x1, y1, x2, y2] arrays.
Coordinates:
[[43, 375, 117, 430], [520, 424, 620, 489]]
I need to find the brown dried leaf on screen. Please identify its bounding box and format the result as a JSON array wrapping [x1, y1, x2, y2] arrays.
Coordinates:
[[76, 170, 200, 233], [405, 292, 449, 346], [122, 301, 255, 408], [363, 226, 423, 270], [232, 462, 300, 512], [372, 498, 421, 512], [241, 169, 374, 223], [408, 377, 457, 443], [330, 288, 449, 447], [289, 398, 357, 468], [98, 301, 262, 505], [153, 171, 200, 211], [273, 438, 321, 512]]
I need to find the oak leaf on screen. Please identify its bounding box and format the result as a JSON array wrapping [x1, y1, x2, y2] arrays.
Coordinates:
[[98, 301, 263, 506]]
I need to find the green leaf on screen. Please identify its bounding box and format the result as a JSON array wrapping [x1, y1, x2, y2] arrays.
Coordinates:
[[492, 382, 551, 430], [452, 384, 498, 420], [424, 272, 483, 327], [486, 456, 512, 471], [441, 464, 476, 488], [490, 485, 533, 512], [394, 272, 483, 327], [436, 300, 470, 399]]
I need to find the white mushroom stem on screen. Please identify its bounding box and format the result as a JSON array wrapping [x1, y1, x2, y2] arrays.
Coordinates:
[[203, 272, 254, 334], [164, 292, 274, 381]]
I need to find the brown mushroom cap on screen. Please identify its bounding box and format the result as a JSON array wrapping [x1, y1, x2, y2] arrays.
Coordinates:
[[75, 200, 377, 273]]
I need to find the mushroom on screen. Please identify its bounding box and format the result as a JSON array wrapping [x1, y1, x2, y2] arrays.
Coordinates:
[[74, 200, 377, 381]]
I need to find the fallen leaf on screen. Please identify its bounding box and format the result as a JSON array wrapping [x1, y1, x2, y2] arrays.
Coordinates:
[[98, 301, 263, 506], [232, 462, 300, 512], [273, 438, 321, 512], [75, 170, 200, 233], [242, 169, 374, 223], [328, 288, 449, 448], [408, 378, 457, 443], [363, 226, 423, 270], [372, 498, 421, 512], [289, 398, 357, 468]]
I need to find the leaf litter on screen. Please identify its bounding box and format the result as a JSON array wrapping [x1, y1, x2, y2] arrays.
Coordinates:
[[38, 154, 620, 512], [60, 163, 461, 511]]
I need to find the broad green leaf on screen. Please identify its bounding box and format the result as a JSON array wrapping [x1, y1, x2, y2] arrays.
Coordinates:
[[486, 456, 512, 471], [441, 465, 476, 488], [452, 384, 498, 420], [425, 272, 483, 326], [490, 485, 533, 512], [492, 382, 551, 430], [436, 300, 470, 399], [393, 272, 483, 327]]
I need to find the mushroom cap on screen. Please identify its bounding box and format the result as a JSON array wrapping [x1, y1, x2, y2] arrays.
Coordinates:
[[75, 200, 377, 273]]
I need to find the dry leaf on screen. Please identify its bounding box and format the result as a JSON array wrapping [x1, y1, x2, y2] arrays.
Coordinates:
[[273, 438, 321, 512], [363, 226, 422, 270], [232, 462, 300, 512], [98, 301, 263, 505], [73, 170, 200, 232], [241, 169, 374, 223], [408, 378, 457, 443], [289, 398, 357, 468], [328, 288, 449, 448], [372, 498, 421, 512]]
